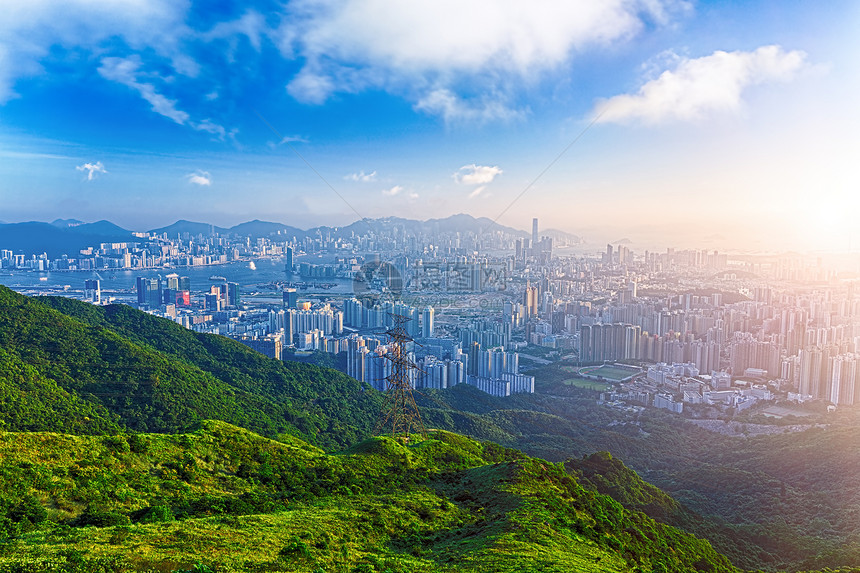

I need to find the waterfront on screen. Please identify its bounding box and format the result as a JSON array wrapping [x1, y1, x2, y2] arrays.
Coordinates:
[[0, 256, 356, 304]]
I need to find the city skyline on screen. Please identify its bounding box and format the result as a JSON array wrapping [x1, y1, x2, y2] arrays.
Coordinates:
[[1, 1, 858, 252]]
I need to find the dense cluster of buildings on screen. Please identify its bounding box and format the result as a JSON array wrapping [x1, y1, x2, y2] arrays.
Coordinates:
[[6, 215, 860, 411], [1, 231, 292, 271]]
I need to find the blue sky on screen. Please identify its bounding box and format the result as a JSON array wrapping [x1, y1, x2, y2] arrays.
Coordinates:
[[1, 0, 857, 251]]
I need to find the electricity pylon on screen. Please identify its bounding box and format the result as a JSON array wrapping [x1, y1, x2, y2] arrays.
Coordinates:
[[375, 313, 426, 442]]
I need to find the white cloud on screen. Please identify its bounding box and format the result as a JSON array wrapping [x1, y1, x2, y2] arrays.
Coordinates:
[[283, 1, 683, 75], [0, 0, 191, 104], [287, 69, 336, 105], [98, 56, 229, 137], [186, 171, 211, 186], [0, 2, 236, 137], [415, 89, 522, 124], [279, 135, 308, 144], [98, 56, 189, 125], [280, 0, 688, 117], [203, 10, 266, 51], [192, 118, 227, 139], [594, 45, 810, 124], [454, 164, 503, 185], [382, 185, 404, 196], [76, 161, 107, 181], [346, 170, 377, 182], [468, 186, 487, 199]]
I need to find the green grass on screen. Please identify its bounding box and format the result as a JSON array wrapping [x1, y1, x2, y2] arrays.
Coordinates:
[[0, 422, 738, 573], [562, 379, 610, 391], [577, 365, 639, 382]]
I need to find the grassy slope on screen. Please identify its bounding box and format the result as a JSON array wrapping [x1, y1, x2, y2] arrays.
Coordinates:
[[0, 422, 736, 573], [421, 366, 860, 572], [567, 451, 780, 570], [0, 287, 381, 449]]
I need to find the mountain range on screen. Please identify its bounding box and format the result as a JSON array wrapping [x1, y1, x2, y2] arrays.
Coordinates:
[[0, 220, 134, 258], [0, 214, 582, 257]]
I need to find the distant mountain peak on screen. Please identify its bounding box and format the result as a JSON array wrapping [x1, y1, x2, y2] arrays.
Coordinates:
[[50, 218, 85, 228]]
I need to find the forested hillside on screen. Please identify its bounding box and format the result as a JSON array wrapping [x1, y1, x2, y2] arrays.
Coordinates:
[[0, 286, 381, 449]]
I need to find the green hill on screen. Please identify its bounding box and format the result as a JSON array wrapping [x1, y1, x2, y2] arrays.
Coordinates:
[[567, 451, 779, 569], [0, 421, 737, 573], [415, 365, 860, 572], [0, 286, 381, 450]]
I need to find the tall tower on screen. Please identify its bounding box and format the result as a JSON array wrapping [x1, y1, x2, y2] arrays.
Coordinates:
[[285, 246, 294, 273], [376, 314, 426, 441], [523, 281, 538, 320], [532, 218, 539, 251], [422, 306, 435, 338]]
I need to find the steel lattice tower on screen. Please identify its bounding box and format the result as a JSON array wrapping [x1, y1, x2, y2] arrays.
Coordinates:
[[375, 313, 426, 441]]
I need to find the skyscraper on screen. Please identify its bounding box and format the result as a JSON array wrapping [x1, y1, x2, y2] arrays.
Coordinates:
[[283, 288, 298, 308], [531, 218, 539, 250], [422, 306, 435, 338], [285, 246, 293, 273], [136, 276, 161, 309], [226, 282, 240, 307], [522, 281, 538, 320], [136, 276, 147, 306], [84, 279, 100, 304]]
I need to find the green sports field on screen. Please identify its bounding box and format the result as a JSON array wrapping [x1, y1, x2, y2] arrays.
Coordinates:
[[579, 365, 641, 381], [562, 378, 610, 391]]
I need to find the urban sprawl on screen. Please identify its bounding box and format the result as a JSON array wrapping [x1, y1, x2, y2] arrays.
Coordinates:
[[3, 217, 858, 416]]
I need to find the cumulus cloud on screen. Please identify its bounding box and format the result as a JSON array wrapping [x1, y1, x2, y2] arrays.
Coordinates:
[[382, 185, 404, 196], [454, 164, 503, 185], [346, 170, 377, 182], [283, 1, 683, 75], [186, 171, 212, 186], [76, 161, 107, 181], [594, 45, 809, 124], [281, 0, 688, 117]]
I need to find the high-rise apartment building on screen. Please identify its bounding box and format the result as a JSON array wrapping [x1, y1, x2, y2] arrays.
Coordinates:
[[422, 306, 435, 338]]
